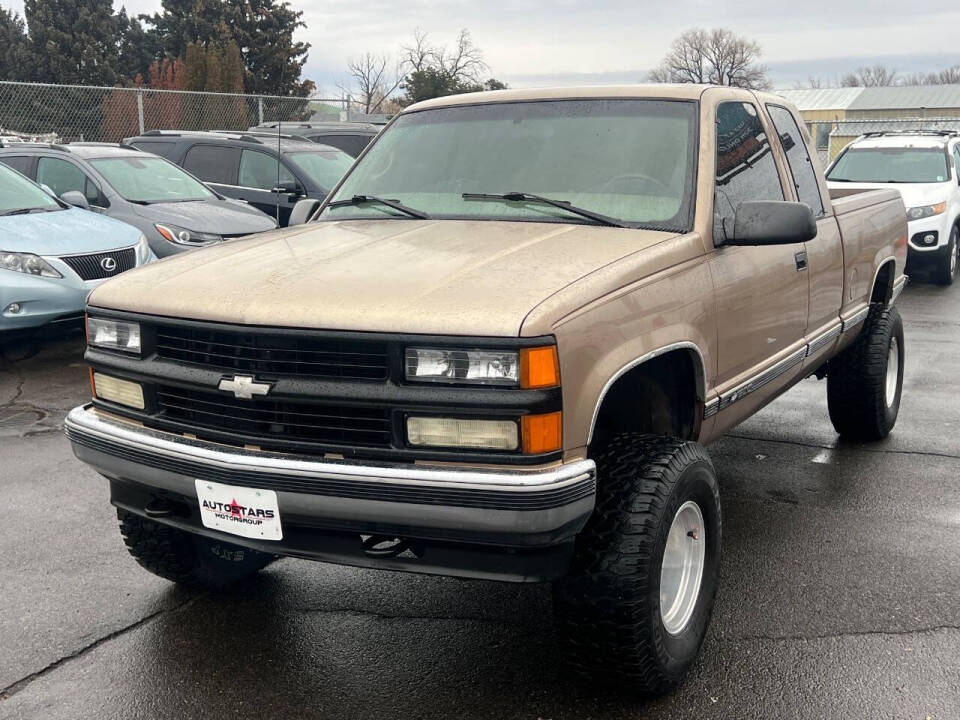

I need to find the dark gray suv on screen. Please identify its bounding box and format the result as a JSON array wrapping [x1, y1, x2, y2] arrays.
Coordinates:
[[248, 122, 381, 157], [0, 143, 277, 257], [124, 131, 355, 226]]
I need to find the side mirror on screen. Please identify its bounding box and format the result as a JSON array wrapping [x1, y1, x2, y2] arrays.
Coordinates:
[[288, 198, 321, 226], [60, 190, 90, 210], [271, 181, 302, 195], [723, 201, 817, 246]]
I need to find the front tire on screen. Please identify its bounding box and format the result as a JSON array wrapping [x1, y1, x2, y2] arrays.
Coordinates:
[[933, 225, 958, 286], [827, 304, 904, 440], [553, 434, 721, 694], [118, 509, 275, 588]]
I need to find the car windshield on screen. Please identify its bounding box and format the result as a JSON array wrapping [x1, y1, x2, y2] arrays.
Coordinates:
[[90, 156, 214, 203], [285, 150, 354, 191], [827, 146, 950, 183], [0, 162, 61, 213], [320, 99, 698, 230]]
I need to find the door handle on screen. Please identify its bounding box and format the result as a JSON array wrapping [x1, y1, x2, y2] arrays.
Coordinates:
[[795, 250, 808, 271]]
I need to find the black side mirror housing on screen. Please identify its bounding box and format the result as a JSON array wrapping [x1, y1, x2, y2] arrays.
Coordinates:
[[288, 198, 321, 226], [723, 200, 817, 246], [60, 190, 90, 210]]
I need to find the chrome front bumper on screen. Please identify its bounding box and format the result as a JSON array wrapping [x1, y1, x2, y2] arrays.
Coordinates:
[[65, 405, 597, 550]]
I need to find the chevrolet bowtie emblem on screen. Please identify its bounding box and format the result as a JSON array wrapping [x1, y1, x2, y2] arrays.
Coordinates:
[[218, 375, 272, 399]]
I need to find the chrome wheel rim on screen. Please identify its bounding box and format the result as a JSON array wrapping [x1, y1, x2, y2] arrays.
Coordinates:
[[660, 500, 706, 636], [886, 336, 899, 408], [952, 242, 958, 277]]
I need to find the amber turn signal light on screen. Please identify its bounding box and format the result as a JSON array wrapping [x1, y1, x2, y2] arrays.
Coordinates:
[[522, 411, 562, 454], [520, 346, 560, 389]]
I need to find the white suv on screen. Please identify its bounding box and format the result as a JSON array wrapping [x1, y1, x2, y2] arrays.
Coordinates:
[[827, 131, 960, 284]]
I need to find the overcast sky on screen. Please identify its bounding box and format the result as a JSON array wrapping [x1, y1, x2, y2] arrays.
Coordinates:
[[6, 0, 960, 91]]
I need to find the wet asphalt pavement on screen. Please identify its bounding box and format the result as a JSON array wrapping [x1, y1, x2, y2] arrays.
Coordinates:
[[1, 281, 958, 720]]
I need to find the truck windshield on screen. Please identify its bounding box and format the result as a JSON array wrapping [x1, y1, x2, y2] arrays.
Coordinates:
[[90, 156, 214, 204], [0, 162, 62, 214], [321, 99, 698, 231], [827, 147, 949, 184]]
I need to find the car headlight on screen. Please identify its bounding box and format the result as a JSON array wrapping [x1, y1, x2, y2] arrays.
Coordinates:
[[86, 316, 141, 353], [155, 223, 221, 246], [906, 202, 946, 221], [0, 251, 62, 278], [404, 346, 559, 389]]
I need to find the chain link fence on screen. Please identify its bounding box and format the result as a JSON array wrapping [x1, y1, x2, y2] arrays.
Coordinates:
[[0, 81, 360, 143], [806, 117, 960, 167]]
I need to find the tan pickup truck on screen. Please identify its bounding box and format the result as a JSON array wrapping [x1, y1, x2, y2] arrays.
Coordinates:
[[66, 85, 908, 692]]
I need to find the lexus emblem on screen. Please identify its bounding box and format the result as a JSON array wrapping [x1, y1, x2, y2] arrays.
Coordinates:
[[218, 375, 272, 399], [100, 256, 118, 273]]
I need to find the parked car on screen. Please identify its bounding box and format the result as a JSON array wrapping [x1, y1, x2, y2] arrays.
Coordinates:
[[827, 130, 960, 284], [123, 131, 355, 226], [0, 143, 277, 258], [0, 161, 153, 335], [248, 121, 380, 157], [68, 86, 907, 693]]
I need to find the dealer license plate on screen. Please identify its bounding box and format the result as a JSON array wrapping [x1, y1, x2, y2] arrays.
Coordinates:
[[195, 479, 282, 541]]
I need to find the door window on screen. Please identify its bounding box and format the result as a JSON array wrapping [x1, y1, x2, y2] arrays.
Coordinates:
[[714, 102, 785, 244], [131, 141, 179, 160], [183, 145, 240, 185], [767, 105, 825, 216], [238, 149, 295, 189], [314, 134, 369, 157], [953, 146, 960, 182], [0, 156, 32, 176], [36, 157, 86, 196]]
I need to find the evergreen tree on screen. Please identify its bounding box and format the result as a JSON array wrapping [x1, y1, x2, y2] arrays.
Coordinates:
[[115, 9, 157, 84], [23, 0, 121, 86], [225, 0, 310, 96], [0, 8, 31, 81], [142, 0, 228, 61]]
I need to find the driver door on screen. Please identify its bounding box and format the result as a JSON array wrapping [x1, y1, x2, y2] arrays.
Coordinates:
[[708, 100, 810, 422]]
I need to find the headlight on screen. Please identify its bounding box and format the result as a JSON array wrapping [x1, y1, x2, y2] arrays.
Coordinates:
[[155, 223, 221, 246], [87, 316, 141, 353], [0, 251, 62, 278], [906, 202, 946, 221], [404, 346, 559, 389]]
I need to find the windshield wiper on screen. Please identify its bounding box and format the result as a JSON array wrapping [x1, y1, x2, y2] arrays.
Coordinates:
[[462, 192, 629, 228], [0, 207, 50, 216], [326, 194, 430, 220]]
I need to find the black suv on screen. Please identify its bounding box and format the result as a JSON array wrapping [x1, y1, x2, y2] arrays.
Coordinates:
[[248, 122, 381, 157], [123, 131, 354, 226]]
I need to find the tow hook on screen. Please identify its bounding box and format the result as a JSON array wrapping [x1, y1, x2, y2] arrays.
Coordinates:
[[361, 535, 422, 559]]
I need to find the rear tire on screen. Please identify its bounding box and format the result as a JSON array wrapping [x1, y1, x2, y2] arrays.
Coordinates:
[[553, 433, 721, 694], [933, 225, 958, 286], [827, 304, 904, 440], [118, 509, 275, 588]]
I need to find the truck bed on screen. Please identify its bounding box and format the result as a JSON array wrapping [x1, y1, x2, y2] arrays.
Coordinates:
[[830, 187, 903, 216]]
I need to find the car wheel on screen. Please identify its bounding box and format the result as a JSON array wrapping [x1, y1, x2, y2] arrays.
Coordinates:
[[553, 433, 721, 694], [827, 304, 904, 440], [934, 225, 958, 286], [118, 509, 275, 588]]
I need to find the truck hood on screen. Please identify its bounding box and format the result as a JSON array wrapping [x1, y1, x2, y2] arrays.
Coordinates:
[[0, 207, 143, 256], [132, 199, 276, 236], [88, 219, 675, 336]]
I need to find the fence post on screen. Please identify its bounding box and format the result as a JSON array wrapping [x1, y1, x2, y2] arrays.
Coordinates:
[[136, 90, 145, 135], [258, 97, 264, 125]]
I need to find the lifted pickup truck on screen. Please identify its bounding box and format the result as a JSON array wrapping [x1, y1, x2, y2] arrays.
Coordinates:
[[66, 85, 908, 692]]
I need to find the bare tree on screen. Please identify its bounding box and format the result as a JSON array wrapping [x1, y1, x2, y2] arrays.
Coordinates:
[[901, 65, 960, 86], [793, 75, 824, 90], [647, 28, 770, 90], [339, 52, 403, 114], [840, 65, 897, 87], [400, 28, 488, 85]]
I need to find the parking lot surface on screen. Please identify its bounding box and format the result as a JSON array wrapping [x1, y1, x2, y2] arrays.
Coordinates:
[[1, 283, 958, 720]]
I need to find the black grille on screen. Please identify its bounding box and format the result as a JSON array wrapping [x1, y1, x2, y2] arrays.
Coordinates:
[[154, 385, 392, 449], [60, 248, 136, 281], [153, 324, 389, 380]]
